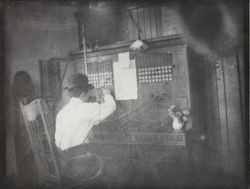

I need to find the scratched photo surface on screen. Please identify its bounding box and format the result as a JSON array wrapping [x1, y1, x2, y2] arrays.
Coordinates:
[[3, 0, 247, 189]]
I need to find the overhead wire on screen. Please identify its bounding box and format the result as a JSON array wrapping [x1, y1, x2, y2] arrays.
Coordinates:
[[81, 24, 88, 75]]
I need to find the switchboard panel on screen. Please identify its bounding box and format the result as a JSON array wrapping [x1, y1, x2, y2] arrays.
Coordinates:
[[87, 60, 114, 88], [136, 53, 173, 84]]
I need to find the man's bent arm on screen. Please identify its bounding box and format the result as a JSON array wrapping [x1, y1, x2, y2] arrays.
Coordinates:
[[92, 94, 116, 125]]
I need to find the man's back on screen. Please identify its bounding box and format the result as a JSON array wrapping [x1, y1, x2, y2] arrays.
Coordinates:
[[55, 94, 116, 150]]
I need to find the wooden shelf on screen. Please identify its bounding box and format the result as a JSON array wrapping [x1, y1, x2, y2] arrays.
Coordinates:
[[69, 34, 186, 58]]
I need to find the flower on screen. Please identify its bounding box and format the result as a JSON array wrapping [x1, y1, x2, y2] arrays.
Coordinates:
[[182, 116, 189, 122], [176, 112, 183, 117], [182, 109, 191, 116], [168, 105, 191, 123]]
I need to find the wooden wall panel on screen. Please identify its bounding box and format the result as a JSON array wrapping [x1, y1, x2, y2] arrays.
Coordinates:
[[137, 8, 145, 39], [188, 48, 207, 169], [154, 5, 162, 37], [149, 6, 157, 38], [143, 7, 151, 38], [236, 49, 246, 150], [187, 49, 245, 186], [126, 4, 182, 41], [127, 5, 162, 40], [203, 57, 220, 167], [161, 5, 182, 36], [215, 55, 245, 186], [187, 48, 223, 173], [223, 57, 244, 178], [215, 57, 230, 170], [130, 9, 138, 40]]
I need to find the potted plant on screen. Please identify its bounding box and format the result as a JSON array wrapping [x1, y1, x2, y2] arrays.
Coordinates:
[[168, 105, 191, 131]]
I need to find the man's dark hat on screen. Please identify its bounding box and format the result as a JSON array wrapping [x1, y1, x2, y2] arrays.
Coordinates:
[[64, 73, 94, 90]]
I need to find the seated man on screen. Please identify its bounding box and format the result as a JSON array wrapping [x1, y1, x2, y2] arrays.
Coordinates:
[[55, 73, 116, 151]]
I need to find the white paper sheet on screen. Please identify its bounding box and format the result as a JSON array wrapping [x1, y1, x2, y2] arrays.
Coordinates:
[[113, 58, 138, 100], [118, 52, 130, 68]]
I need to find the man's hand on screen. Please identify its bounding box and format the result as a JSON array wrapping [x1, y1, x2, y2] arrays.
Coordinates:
[[103, 88, 111, 96]]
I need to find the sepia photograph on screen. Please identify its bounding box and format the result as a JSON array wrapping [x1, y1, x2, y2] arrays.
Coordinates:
[[2, 0, 248, 188]]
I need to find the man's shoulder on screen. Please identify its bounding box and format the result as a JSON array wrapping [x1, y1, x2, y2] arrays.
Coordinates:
[[56, 109, 63, 120], [56, 105, 69, 118]]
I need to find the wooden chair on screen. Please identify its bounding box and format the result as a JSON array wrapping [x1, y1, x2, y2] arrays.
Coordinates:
[[19, 98, 104, 188]]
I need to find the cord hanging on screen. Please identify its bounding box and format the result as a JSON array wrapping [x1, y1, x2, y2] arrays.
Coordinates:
[[81, 24, 88, 75]]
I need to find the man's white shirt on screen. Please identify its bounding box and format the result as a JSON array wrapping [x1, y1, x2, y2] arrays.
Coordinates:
[[55, 94, 116, 150]]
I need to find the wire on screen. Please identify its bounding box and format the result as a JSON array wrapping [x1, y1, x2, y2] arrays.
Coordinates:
[[118, 95, 164, 127], [81, 24, 88, 74], [111, 93, 165, 123]]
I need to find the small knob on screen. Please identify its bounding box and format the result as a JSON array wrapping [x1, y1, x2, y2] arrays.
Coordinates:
[[200, 135, 206, 141]]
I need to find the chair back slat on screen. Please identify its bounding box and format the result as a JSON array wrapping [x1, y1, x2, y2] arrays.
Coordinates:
[[22, 118, 43, 177], [37, 101, 61, 179], [19, 99, 61, 187], [33, 120, 49, 174]]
